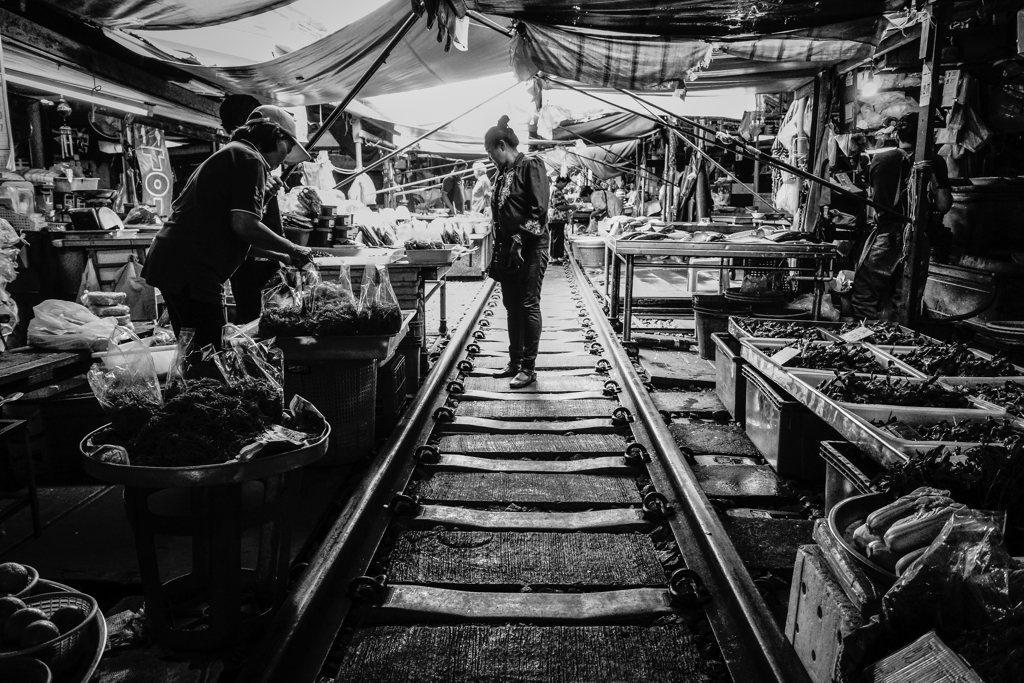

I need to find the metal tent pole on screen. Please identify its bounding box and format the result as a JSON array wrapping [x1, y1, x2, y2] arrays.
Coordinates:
[[280, 7, 423, 182]]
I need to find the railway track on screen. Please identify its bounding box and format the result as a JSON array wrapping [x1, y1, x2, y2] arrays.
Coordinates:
[[238, 257, 812, 683]]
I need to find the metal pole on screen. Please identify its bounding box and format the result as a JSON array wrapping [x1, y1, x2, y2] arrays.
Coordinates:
[[333, 81, 520, 190], [280, 8, 422, 182]]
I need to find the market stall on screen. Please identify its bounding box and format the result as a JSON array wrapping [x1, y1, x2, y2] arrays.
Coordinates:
[[600, 229, 839, 342]]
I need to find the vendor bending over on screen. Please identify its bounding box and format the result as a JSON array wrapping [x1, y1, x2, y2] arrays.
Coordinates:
[[143, 105, 314, 348], [485, 116, 550, 389]]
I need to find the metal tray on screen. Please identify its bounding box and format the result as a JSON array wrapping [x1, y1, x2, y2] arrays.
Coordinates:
[[728, 316, 841, 342], [401, 245, 460, 266], [875, 344, 1024, 382], [80, 424, 330, 488], [741, 339, 925, 378], [937, 377, 1024, 423], [738, 341, 996, 467], [828, 491, 898, 587], [843, 404, 1008, 455]]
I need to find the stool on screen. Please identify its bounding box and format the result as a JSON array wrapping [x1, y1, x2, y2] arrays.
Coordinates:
[[124, 467, 306, 651]]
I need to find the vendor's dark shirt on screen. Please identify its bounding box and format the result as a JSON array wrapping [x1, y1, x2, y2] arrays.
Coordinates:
[[142, 141, 268, 304], [870, 147, 950, 232], [490, 153, 549, 246], [443, 175, 465, 213]]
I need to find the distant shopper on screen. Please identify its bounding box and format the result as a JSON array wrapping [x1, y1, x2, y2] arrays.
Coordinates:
[[443, 162, 467, 214], [470, 161, 491, 214], [548, 176, 572, 264], [485, 115, 549, 389]]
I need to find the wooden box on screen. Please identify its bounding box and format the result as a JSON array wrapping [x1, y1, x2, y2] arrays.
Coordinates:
[[786, 544, 866, 683]]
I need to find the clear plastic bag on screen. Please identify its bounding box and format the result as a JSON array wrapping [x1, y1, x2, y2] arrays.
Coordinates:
[[27, 299, 120, 351], [307, 264, 359, 335], [883, 508, 1018, 641], [357, 264, 402, 335], [259, 265, 317, 337], [87, 329, 163, 438], [219, 325, 285, 423], [165, 327, 195, 393]]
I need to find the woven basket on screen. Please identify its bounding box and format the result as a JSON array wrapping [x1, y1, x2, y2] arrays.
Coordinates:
[[0, 592, 98, 676], [284, 359, 376, 465]]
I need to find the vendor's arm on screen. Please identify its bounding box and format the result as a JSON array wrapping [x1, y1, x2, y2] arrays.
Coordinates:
[[231, 211, 312, 266], [249, 246, 292, 263], [229, 156, 311, 265], [519, 158, 550, 241]]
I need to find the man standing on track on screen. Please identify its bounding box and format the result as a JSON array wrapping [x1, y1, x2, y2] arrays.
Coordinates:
[[484, 116, 550, 389]]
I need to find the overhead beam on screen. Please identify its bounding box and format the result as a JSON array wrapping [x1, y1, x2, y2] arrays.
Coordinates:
[[0, 8, 220, 119]]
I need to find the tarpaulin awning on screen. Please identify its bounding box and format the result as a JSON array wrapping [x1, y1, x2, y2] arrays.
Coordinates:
[[548, 140, 639, 180], [512, 25, 712, 90], [513, 17, 885, 92], [37, 0, 298, 30], [552, 112, 658, 143], [470, 0, 904, 38], [171, 0, 511, 103]]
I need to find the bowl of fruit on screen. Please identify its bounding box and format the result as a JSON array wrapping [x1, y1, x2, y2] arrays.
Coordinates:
[[0, 591, 98, 675], [0, 562, 39, 599]]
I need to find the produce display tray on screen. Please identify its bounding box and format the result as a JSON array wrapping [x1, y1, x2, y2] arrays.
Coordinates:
[[401, 245, 460, 266], [728, 317, 843, 342], [313, 248, 402, 265], [80, 423, 330, 488], [872, 344, 1024, 383], [738, 341, 1003, 468], [272, 310, 415, 362], [741, 339, 926, 379], [937, 377, 1024, 423], [842, 404, 1007, 454]]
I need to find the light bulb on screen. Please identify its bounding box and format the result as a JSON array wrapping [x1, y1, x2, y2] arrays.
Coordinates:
[[860, 74, 879, 98]]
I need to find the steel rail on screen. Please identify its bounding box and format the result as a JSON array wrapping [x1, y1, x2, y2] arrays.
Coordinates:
[[568, 253, 813, 683], [236, 280, 496, 683]]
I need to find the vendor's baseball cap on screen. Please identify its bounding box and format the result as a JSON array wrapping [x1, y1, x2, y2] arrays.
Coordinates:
[[247, 105, 312, 164]]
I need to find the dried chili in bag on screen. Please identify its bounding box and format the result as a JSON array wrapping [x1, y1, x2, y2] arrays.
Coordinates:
[[357, 264, 402, 335], [87, 329, 163, 438], [306, 264, 359, 335], [259, 268, 308, 336]]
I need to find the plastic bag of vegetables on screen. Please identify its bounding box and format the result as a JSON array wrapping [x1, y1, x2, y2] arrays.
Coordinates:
[[358, 264, 402, 335]]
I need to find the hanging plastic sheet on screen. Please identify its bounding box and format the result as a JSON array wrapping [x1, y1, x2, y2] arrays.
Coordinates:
[[473, 0, 902, 38], [177, 0, 507, 104]]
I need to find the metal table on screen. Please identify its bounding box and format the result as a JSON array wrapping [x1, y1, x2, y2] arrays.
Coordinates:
[[602, 236, 839, 341]]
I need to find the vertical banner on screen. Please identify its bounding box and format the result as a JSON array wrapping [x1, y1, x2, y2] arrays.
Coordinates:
[[0, 35, 15, 171], [131, 124, 173, 216]]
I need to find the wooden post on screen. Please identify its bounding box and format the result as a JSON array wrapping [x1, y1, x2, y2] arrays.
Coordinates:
[[26, 100, 45, 168], [799, 69, 835, 233], [352, 116, 363, 170], [896, 0, 950, 324]]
